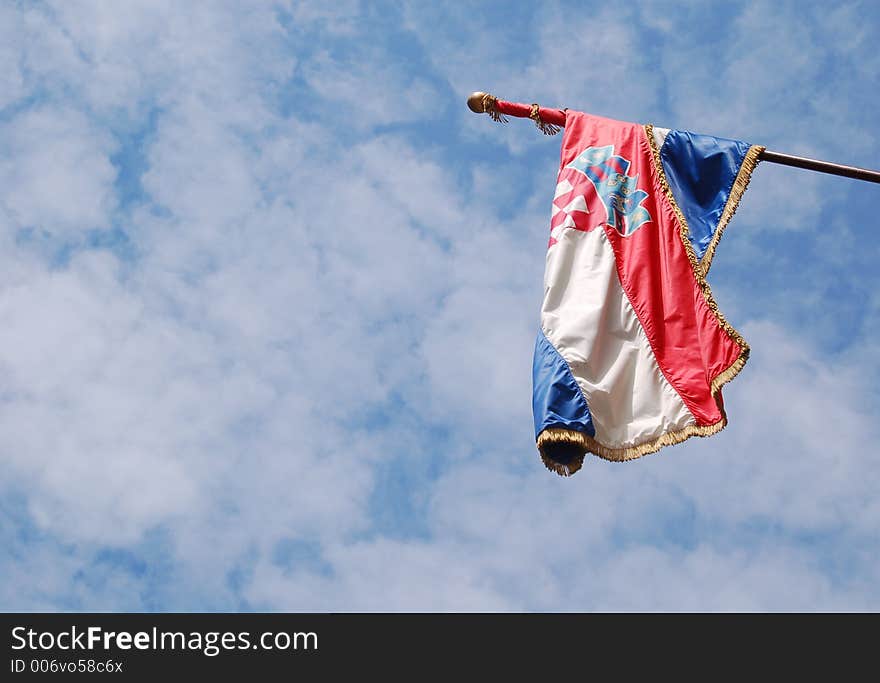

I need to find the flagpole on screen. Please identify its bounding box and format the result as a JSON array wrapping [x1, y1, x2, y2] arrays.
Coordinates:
[[467, 92, 880, 184]]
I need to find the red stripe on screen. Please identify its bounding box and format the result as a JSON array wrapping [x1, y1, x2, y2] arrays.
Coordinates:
[[560, 112, 742, 425]]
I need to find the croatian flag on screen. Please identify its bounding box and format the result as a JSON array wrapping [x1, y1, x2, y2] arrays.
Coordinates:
[[533, 110, 763, 475]]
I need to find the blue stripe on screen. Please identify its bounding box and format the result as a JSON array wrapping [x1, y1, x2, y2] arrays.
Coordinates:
[[531, 330, 595, 438], [660, 130, 751, 260]]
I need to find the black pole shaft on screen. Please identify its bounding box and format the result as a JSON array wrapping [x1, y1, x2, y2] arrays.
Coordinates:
[[760, 150, 880, 184]]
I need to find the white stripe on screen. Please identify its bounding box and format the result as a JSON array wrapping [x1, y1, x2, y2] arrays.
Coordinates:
[[542, 226, 694, 448]]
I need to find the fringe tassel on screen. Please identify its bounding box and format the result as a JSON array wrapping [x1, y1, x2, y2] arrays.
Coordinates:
[[710, 349, 748, 395], [644, 123, 750, 396], [537, 419, 729, 476], [700, 144, 765, 276], [529, 103, 561, 135], [537, 429, 587, 476], [534, 126, 756, 477], [482, 94, 508, 124]]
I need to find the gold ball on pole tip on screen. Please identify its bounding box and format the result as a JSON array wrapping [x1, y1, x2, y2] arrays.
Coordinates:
[[467, 91, 488, 113]]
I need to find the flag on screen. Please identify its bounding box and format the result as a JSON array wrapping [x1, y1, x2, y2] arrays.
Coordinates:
[[533, 110, 763, 476]]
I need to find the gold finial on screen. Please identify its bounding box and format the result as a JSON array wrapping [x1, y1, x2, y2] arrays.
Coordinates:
[[467, 91, 507, 123], [467, 91, 488, 113]]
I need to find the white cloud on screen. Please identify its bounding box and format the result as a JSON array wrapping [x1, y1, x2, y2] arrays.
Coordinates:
[[0, 108, 117, 234], [237, 321, 880, 612], [0, 0, 878, 612], [0, 5, 26, 110], [301, 52, 440, 130]]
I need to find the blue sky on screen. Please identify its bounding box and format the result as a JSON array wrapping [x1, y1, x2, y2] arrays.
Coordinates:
[[1, 0, 878, 611]]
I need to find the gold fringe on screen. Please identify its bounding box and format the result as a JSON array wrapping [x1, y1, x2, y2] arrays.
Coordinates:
[[644, 123, 750, 395], [710, 349, 748, 395], [538, 419, 728, 476], [700, 144, 764, 275], [535, 126, 754, 477], [537, 429, 587, 476], [482, 94, 508, 124], [529, 103, 561, 136]]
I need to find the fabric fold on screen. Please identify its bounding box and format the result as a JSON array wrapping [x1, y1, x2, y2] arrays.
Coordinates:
[[533, 110, 762, 475]]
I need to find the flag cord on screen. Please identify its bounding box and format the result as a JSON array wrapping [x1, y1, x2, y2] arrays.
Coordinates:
[[467, 92, 880, 184]]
